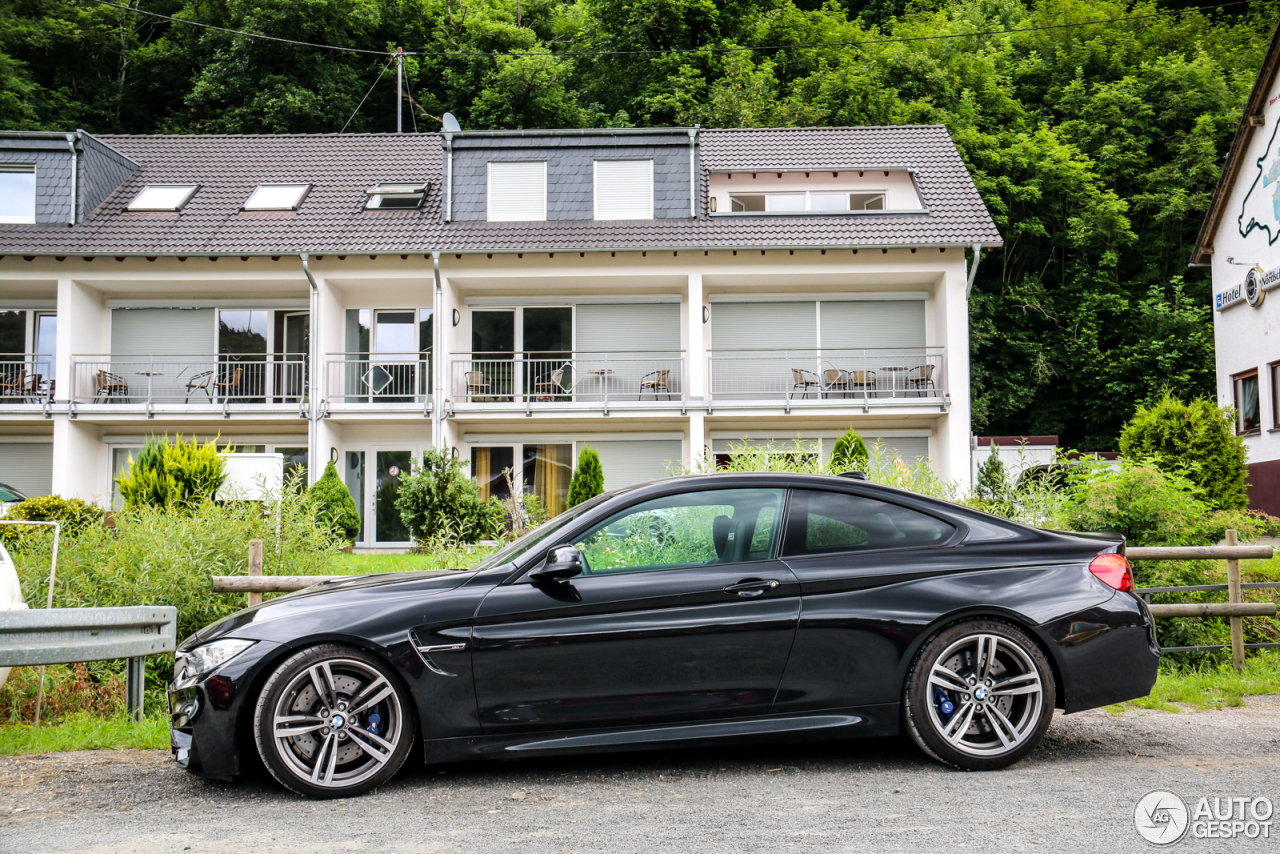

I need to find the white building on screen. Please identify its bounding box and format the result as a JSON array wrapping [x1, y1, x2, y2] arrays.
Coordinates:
[[1193, 23, 1280, 515], [0, 125, 1000, 548]]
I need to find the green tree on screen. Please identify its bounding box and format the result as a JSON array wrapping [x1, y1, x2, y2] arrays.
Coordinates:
[[975, 442, 1010, 503], [830, 428, 869, 473], [115, 435, 226, 511], [395, 447, 499, 543], [1119, 393, 1249, 510], [305, 461, 361, 542], [568, 446, 605, 507]]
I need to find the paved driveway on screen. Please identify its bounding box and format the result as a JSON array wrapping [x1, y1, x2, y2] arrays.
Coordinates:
[[2, 698, 1278, 854]]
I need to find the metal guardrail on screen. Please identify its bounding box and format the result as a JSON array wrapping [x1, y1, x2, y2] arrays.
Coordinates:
[[70, 353, 308, 405], [324, 353, 431, 404], [0, 354, 55, 403], [0, 606, 176, 720], [708, 346, 945, 403], [449, 351, 685, 410]]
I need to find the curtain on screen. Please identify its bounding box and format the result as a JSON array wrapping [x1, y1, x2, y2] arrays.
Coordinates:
[[526, 444, 572, 516], [472, 448, 491, 501]]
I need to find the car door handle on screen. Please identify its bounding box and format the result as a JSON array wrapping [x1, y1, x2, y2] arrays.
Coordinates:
[[723, 578, 781, 598]]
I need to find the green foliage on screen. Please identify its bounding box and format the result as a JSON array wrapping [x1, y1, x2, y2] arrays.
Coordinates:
[[115, 435, 226, 511], [975, 442, 1010, 504], [0, 711, 169, 754], [830, 428, 869, 473], [568, 446, 605, 507], [306, 461, 361, 542], [1063, 460, 1208, 549], [395, 447, 502, 544], [1120, 393, 1249, 510], [0, 495, 104, 548]]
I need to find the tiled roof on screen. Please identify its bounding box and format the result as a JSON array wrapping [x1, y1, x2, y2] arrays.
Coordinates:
[[0, 126, 1001, 254]]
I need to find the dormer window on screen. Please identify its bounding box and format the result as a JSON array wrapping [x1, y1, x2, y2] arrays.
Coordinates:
[[243, 184, 310, 211], [728, 191, 886, 212], [127, 184, 198, 212], [487, 161, 546, 222], [0, 165, 36, 224], [365, 183, 427, 210], [594, 160, 653, 220]]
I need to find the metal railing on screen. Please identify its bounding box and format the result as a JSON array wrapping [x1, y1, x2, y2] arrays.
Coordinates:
[[71, 354, 308, 405], [0, 353, 55, 403], [708, 347, 945, 402], [325, 353, 431, 403], [449, 352, 685, 405]]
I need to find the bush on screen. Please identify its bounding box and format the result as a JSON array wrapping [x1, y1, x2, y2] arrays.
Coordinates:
[[830, 428, 869, 473], [395, 447, 501, 543], [568, 447, 605, 507], [1063, 460, 1207, 549], [1119, 394, 1248, 510], [975, 441, 1010, 503], [115, 435, 226, 511], [306, 461, 361, 543], [1, 495, 103, 548]]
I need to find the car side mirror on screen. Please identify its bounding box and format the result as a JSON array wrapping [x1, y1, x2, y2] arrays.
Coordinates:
[[529, 545, 585, 582]]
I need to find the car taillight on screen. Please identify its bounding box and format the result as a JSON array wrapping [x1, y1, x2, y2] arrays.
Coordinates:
[[1089, 553, 1133, 593]]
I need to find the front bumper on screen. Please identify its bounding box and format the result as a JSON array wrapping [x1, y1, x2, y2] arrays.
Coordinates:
[[168, 639, 283, 781]]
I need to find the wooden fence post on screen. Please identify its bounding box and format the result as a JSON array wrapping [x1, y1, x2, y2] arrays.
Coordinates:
[[248, 539, 264, 608], [1226, 529, 1245, 672]]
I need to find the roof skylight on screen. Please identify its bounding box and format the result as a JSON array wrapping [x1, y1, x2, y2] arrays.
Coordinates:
[[365, 183, 427, 210], [127, 184, 198, 211], [243, 184, 311, 211]]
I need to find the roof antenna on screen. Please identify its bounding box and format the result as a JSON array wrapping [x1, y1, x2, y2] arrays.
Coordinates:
[[395, 47, 404, 133], [441, 112, 462, 133]]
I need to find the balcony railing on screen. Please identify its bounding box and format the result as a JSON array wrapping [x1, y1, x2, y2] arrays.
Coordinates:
[[449, 352, 685, 405], [324, 353, 431, 404], [71, 354, 308, 405], [708, 347, 945, 402], [0, 354, 55, 403]]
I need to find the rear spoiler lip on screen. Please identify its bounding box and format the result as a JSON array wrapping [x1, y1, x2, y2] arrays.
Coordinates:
[[1046, 529, 1127, 556]]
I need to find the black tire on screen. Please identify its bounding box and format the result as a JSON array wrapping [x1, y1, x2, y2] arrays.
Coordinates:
[[903, 620, 1054, 771], [253, 644, 416, 798]]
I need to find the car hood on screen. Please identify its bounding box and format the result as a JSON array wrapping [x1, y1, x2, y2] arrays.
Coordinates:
[[181, 569, 477, 650]]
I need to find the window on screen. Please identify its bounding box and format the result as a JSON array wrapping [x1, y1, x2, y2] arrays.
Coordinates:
[[0, 165, 36, 223], [1272, 361, 1280, 429], [242, 184, 310, 211], [471, 443, 573, 516], [781, 489, 954, 557], [487, 161, 546, 222], [729, 191, 886, 213], [593, 160, 653, 220], [1234, 369, 1260, 434], [127, 184, 198, 211], [573, 488, 786, 575], [365, 182, 427, 210]]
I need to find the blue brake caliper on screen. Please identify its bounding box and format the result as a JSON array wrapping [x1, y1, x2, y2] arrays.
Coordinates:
[[932, 686, 955, 723], [366, 709, 383, 738]]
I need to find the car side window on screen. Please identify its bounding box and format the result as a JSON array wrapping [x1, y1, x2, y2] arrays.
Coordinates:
[[574, 488, 787, 575], [781, 489, 954, 557]]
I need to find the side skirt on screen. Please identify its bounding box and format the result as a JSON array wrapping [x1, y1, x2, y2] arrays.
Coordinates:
[[422, 704, 900, 765]]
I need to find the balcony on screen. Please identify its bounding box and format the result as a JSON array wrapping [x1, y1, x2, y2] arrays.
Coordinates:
[[0, 354, 55, 405], [324, 353, 432, 410], [708, 347, 946, 410], [448, 352, 685, 412], [70, 354, 308, 413]]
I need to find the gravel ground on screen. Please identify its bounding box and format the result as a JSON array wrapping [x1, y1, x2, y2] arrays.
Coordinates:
[[1, 699, 1279, 854]]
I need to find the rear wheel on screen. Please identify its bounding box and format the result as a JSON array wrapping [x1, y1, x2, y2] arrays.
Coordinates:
[[253, 644, 415, 798], [904, 620, 1054, 770]]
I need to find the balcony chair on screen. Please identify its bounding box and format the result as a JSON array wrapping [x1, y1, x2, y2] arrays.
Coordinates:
[[94, 370, 130, 403], [820, 365, 850, 399], [533, 364, 573, 401], [639, 369, 672, 400], [790, 368, 821, 399], [214, 367, 244, 401], [848, 369, 878, 396], [184, 370, 215, 403], [0, 368, 27, 401], [907, 364, 936, 394], [464, 370, 491, 402]]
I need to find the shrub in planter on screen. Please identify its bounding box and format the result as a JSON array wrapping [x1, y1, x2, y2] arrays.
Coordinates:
[[1119, 394, 1248, 510], [568, 447, 605, 507], [115, 435, 226, 511], [305, 461, 361, 543], [395, 447, 501, 543]]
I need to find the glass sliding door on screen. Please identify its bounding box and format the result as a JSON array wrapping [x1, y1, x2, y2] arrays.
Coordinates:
[[523, 307, 572, 401], [218, 309, 268, 401], [370, 311, 417, 402], [471, 310, 515, 400], [522, 443, 572, 516], [0, 311, 26, 400], [472, 446, 515, 501], [418, 308, 433, 400], [275, 311, 308, 402]]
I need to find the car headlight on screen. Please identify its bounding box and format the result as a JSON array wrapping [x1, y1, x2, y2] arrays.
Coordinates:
[[177, 639, 256, 685]]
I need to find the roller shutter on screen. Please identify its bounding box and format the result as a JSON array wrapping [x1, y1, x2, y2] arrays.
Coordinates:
[[711, 302, 816, 398], [821, 435, 930, 465], [110, 308, 215, 355], [583, 440, 682, 490], [488, 162, 546, 222], [594, 160, 653, 220], [0, 443, 52, 497], [820, 301, 925, 349]]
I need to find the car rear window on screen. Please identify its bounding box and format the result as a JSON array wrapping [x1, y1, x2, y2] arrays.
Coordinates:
[[781, 489, 954, 556]]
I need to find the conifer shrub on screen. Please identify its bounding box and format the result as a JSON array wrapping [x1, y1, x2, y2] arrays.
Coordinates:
[[305, 461, 361, 543], [1119, 394, 1248, 510], [568, 447, 605, 507]]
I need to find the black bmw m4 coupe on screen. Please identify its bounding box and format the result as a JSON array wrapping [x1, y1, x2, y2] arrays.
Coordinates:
[[168, 472, 1158, 798]]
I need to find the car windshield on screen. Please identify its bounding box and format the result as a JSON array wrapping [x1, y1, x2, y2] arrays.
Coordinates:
[[473, 491, 617, 570], [0, 483, 25, 503]]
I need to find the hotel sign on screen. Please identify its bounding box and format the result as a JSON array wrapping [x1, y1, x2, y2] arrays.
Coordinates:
[[1216, 265, 1279, 311]]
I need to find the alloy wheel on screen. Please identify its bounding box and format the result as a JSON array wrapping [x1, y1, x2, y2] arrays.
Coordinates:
[[924, 632, 1044, 757]]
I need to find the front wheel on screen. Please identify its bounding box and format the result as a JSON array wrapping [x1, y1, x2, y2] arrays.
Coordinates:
[[904, 620, 1055, 770], [253, 644, 416, 798]]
